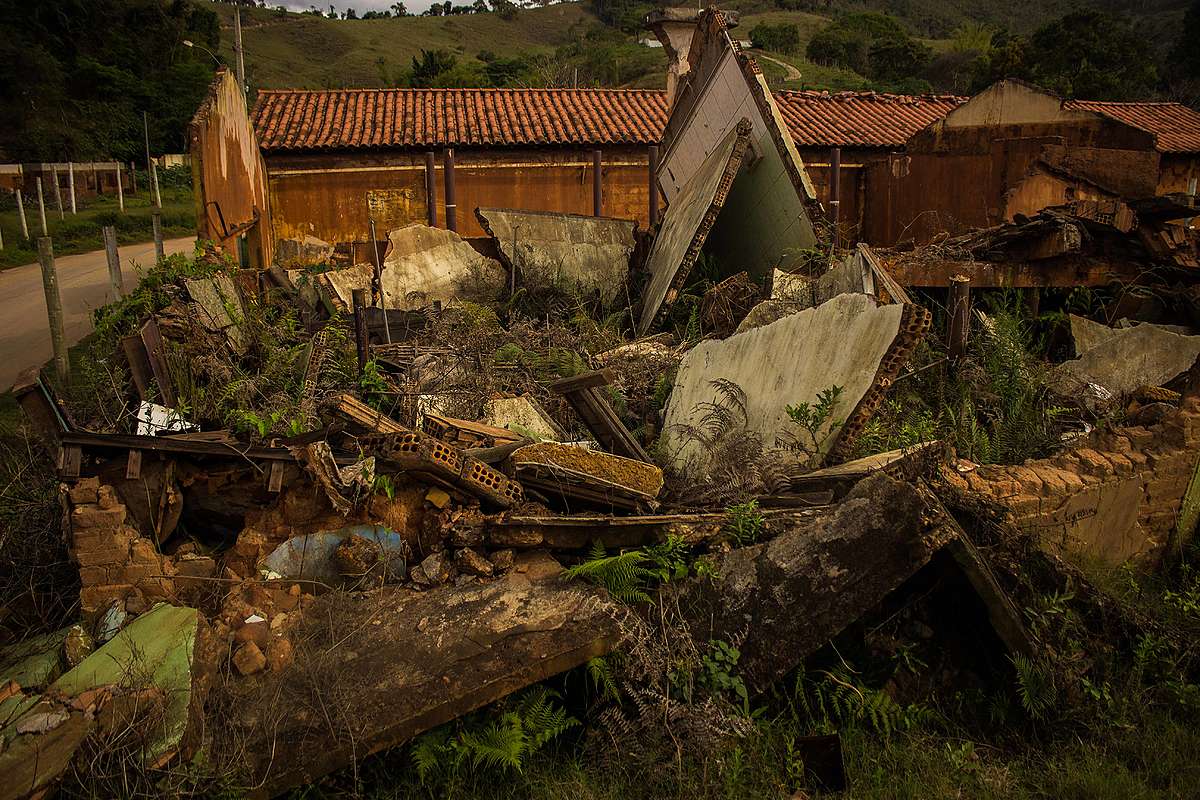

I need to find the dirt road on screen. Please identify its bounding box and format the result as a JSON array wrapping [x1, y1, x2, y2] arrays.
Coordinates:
[[754, 52, 802, 82], [0, 237, 196, 392]]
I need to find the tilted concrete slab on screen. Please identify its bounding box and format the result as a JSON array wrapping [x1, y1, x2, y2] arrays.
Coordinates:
[[225, 553, 623, 798], [656, 9, 821, 279], [324, 223, 506, 310], [476, 208, 636, 305], [671, 474, 1032, 692], [637, 121, 751, 335], [662, 293, 931, 472], [1052, 322, 1200, 398]]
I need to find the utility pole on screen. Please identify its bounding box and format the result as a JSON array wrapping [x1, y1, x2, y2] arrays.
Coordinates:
[[151, 162, 161, 209], [67, 163, 77, 214], [143, 111, 152, 187], [152, 213, 164, 261], [36, 177, 48, 236], [234, 6, 247, 93], [38, 237, 70, 386], [115, 163, 125, 212], [51, 166, 64, 218], [15, 188, 28, 241]]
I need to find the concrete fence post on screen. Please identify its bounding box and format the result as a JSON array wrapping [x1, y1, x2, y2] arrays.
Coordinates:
[[15, 189, 28, 240], [68, 162, 77, 214], [151, 161, 161, 209], [37, 237, 70, 386], [152, 213, 164, 262], [116, 163, 125, 212], [443, 148, 457, 233], [103, 226, 124, 298], [36, 178, 48, 236], [947, 274, 971, 362]]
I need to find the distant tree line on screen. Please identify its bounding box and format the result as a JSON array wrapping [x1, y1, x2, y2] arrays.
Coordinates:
[[0, 0, 220, 163]]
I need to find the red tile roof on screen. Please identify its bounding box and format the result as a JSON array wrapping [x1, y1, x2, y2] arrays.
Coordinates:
[[252, 87, 1200, 154], [774, 90, 965, 148], [1067, 100, 1200, 154], [252, 88, 669, 151]]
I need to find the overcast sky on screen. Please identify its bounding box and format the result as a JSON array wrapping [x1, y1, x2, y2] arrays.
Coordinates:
[[279, 0, 446, 13]]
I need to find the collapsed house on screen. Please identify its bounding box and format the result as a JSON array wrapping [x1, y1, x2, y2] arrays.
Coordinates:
[[5, 8, 1200, 799]]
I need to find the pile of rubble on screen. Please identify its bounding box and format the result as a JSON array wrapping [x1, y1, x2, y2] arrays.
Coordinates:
[[3, 10, 1200, 798]]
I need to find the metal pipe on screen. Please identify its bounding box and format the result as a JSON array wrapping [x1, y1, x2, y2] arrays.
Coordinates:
[[443, 148, 457, 233], [648, 145, 659, 226], [829, 147, 841, 250], [592, 149, 603, 217], [425, 151, 437, 227]]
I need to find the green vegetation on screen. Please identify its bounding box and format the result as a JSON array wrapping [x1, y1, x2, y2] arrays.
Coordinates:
[[0, 168, 195, 271], [0, 0, 219, 163], [750, 22, 802, 55]]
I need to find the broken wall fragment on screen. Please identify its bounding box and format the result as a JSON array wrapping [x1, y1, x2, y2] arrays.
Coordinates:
[[662, 293, 931, 473], [476, 208, 636, 305]]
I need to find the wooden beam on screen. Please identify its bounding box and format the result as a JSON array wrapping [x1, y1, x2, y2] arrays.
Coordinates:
[[884, 255, 1139, 288]]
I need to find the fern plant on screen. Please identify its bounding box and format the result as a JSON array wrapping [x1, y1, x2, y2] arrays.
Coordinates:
[[1011, 654, 1058, 721], [791, 664, 933, 736], [563, 541, 657, 604], [410, 687, 578, 786]]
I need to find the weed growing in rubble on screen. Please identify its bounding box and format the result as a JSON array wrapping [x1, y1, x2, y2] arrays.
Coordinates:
[[789, 663, 933, 737], [723, 500, 765, 546], [1011, 654, 1059, 721], [410, 687, 579, 784], [783, 384, 845, 456], [697, 640, 751, 715]]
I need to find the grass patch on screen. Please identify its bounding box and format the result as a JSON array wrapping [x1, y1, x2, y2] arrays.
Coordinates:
[[0, 185, 195, 271]]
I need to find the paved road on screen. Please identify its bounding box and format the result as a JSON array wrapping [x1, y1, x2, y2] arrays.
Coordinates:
[[0, 237, 196, 392]]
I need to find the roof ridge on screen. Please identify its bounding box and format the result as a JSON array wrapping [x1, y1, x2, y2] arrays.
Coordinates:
[[255, 87, 669, 95]]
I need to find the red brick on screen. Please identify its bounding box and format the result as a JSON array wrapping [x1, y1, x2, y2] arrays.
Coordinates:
[[75, 546, 132, 568], [67, 477, 100, 505], [80, 584, 133, 613]]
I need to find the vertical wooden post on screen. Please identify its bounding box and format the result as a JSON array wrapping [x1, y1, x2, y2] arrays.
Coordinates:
[[351, 288, 369, 373], [647, 145, 659, 226], [15, 188, 28, 240], [1022, 288, 1040, 320], [51, 166, 64, 218], [592, 149, 603, 217], [36, 177, 48, 236], [37, 237, 70, 385], [151, 161, 161, 209], [368, 216, 391, 344], [0, 221, 4, 250], [68, 163, 76, 214], [424, 151, 437, 227], [947, 274, 971, 362], [152, 213, 164, 262], [828, 147, 841, 250], [443, 148, 457, 233], [104, 226, 123, 298], [115, 163, 124, 212]]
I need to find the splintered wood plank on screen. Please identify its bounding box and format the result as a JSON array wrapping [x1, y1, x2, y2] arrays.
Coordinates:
[[228, 554, 623, 799], [125, 449, 142, 480]]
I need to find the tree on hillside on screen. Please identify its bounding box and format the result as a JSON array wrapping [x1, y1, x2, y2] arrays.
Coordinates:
[[410, 49, 459, 86], [392, 2, 408, 16], [969, 12, 1156, 100], [807, 13, 930, 84], [0, 0, 219, 162], [750, 23, 801, 55]]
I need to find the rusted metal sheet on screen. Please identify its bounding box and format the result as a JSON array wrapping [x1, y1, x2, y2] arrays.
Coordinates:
[[266, 148, 651, 243], [189, 69, 273, 267]]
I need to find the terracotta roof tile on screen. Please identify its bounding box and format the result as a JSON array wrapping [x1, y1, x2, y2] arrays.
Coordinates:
[[1066, 100, 1200, 154], [774, 90, 965, 148], [251, 87, 1200, 154]]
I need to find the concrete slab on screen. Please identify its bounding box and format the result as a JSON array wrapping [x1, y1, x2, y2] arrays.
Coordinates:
[[1052, 322, 1200, 399], [484, 395, 566, 441], [476, 208, 636, 305], [225, 555, 623, 798], [637, 121, 752, 334], [324, 224, 506, 310], [662, 293, 930, 472]]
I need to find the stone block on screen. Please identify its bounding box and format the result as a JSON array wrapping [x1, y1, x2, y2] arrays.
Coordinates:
[[74, 545, 133, 568], [233, 642, 266, 676], [68, 477, 100, 505], [71, 505, 127, 531], [267, 638, 293, 672]]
